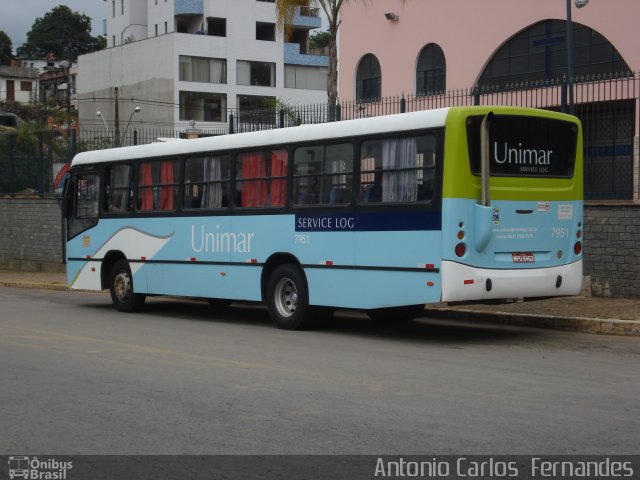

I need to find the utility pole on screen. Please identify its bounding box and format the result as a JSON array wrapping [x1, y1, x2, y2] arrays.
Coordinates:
[[113, 87, 120, 147]]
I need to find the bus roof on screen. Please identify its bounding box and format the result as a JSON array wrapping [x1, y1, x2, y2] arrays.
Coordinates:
[[71, 107, 452, 167], [71, 106, 577, 167]]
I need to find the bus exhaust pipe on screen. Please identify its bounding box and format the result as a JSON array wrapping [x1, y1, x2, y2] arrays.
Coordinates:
[[474, 111, 494, 252]]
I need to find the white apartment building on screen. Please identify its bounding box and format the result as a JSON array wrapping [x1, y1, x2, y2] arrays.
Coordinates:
[[78, 0, 328, 133], [0, 66, 39, 106]]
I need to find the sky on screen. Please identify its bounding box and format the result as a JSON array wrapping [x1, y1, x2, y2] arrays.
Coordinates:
[[0, 0, 106, 53]]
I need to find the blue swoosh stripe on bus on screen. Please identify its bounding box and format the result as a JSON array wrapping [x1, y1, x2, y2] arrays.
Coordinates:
[[295, 210, 441, 232]]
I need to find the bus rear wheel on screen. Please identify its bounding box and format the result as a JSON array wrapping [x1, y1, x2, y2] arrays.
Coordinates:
[[266, 264, 314, 330], [109, 259, 146, 312]]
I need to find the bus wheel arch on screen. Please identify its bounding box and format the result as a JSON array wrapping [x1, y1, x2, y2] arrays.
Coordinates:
[[101, 250, 127, 290], [261, 253, 305, 302], [102, 252, 146, 312], [261, 254, 315, 330]]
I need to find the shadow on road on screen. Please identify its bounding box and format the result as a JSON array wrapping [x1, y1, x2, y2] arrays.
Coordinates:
[[82, 295, 542, 346]]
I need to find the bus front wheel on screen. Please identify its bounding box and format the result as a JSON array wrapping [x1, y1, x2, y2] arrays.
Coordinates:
[[109, 259, 146, 312], [266, 264, 313, 330]]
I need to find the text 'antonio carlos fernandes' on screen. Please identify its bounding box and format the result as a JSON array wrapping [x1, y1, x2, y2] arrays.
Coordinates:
[[374, 457, 635, 478]]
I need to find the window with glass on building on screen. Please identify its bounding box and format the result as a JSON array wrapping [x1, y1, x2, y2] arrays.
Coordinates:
[[477, 19, 631, 89], [179, 91, 227, 122], [179, 56, 227, 84], [416, 44, 446, 96], [237, 60, 276, 87], [355, 54, 381, 102], [256, 22, 276, 41]]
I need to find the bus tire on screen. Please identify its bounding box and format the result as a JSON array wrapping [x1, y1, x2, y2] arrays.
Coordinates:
[[266, 264, 313, 330], [109, 259, 146, 313], [367, 304, 425, 323]]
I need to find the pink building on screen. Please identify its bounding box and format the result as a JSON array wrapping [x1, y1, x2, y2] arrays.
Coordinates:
[[338, 0, 639, 98], [338, 0, 640, 203]]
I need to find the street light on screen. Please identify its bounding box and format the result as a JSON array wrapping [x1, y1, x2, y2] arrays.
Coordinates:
[[96, 111, 113, 144], [121, 106, 141, 146], [566, 0, 590, 114], [59, 60, 72, 131], [120, 23, 148, 45]]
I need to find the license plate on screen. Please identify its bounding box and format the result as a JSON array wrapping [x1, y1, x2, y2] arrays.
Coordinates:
[[512, 252, 535, 263]]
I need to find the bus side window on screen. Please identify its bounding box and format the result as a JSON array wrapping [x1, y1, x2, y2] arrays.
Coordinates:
[[184, 155, 230, 210], [325, 143, 353, 205], [104, 164, 133, 213], [236, 150, 287, 208], [294, 146, 323, 205], [138, 159, 179, 211], [293, 142, 353, 206], [359, 134, 436, 204], [67, 173, 100, 239], [416, 135, 436, 202]]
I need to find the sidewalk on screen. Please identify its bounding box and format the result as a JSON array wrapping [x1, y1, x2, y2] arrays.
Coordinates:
[[1, 270, 639, 336]]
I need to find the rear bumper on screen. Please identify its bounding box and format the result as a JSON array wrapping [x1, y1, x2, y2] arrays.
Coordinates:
[[441, 260, 583, 302]]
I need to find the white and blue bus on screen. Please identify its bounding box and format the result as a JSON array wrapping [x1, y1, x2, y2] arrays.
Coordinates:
[[64, 106, 583, 329]]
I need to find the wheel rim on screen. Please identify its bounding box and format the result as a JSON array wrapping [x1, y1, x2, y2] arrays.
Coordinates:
[[274, 277, 297, 318], [113, 271, 132, 303]]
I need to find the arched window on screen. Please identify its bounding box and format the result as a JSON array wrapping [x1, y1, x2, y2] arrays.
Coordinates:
[[356, 54, 381, 102], [416, 44, 446, 96], [478, 20, 630, 88]]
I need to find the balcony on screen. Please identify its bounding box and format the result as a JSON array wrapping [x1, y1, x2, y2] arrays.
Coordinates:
[[290, 6, 322, 29], [174, 0, 203, 15], [284, 42, 328, 67]]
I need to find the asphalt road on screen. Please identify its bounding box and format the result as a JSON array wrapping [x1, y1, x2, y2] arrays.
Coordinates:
[[1, 287, 639, 455]]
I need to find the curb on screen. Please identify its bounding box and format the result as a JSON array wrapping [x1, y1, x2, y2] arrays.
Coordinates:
[[0, 281, 69, 292], [425, 307, 640, 337]]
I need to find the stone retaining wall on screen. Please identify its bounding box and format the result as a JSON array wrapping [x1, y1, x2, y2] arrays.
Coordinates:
[[0, 196, 64, 273]]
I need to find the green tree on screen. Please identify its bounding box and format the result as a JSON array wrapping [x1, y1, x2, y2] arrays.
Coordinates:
[[276, 1, 406, 120], [309, 29, 330, 50], [0, 30, 14, 65], [17, 5, 104, 61]]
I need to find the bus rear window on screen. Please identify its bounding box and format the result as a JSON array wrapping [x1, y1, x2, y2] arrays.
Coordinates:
[[466, 115, 578, 178]]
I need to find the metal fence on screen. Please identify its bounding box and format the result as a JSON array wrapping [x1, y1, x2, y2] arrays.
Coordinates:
[[1, 72, 638, 199]]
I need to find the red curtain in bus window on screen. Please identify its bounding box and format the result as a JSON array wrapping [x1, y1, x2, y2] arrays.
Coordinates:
[[160, 161, 174, 210], [241, 152, 266, 207], [270, 150, 288, 207], [139, 163, 154, 211]]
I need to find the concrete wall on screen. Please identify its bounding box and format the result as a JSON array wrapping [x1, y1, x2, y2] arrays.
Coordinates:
[[78, 34, 176, 133], [583, 205, 640, 298], [0, 196, 64, 273], [1, 197, 638, 297]]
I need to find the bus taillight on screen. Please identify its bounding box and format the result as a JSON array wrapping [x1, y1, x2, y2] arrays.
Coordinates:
[[574, 241, 582, 255], [455, 243, 466, 257]]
